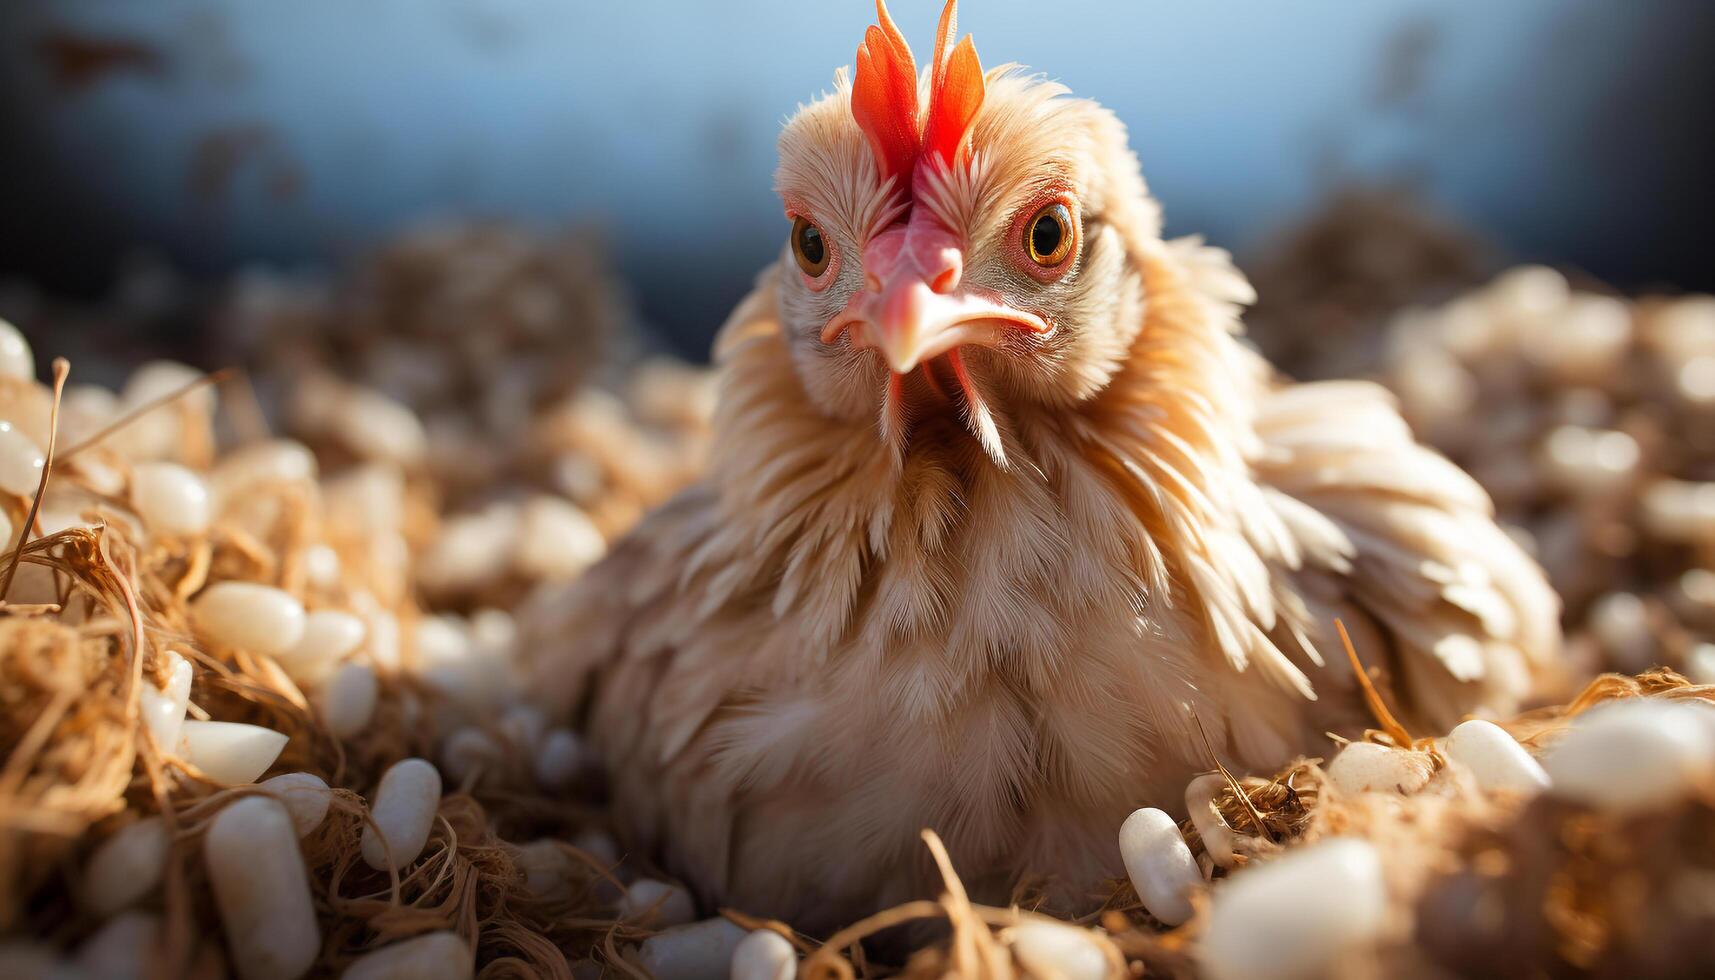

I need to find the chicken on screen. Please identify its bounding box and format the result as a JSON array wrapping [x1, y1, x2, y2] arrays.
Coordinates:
[[526, 0, 1560, 933]]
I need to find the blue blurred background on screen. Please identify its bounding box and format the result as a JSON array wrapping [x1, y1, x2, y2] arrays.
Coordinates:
[[2, 0, 1711, 354]]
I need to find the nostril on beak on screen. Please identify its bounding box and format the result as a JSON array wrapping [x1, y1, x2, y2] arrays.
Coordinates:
[[929, 249, 962, 294]]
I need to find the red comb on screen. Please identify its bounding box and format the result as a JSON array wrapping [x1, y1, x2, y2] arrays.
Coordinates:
[[851, 1, 920, 181], [851, 0, 985, 182], [922, 1, 984, 167]]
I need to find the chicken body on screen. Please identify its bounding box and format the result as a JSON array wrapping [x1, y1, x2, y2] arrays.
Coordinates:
[[529, 4, 1559, 934]]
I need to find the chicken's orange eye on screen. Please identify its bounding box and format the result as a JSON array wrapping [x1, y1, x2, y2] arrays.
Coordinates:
[[1025, 203, 1075, 267], [791, 217, 830, 278]]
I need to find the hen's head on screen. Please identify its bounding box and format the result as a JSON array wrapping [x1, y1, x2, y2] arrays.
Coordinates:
[[774, 0, 1162, 465]]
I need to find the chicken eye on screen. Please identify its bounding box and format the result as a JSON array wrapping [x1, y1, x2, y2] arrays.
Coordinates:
[[791, 216, 830, 277], [1025, 202, 1075, 267]]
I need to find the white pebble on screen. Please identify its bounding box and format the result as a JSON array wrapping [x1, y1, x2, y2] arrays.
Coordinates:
[[417, 504, 520, 595], [514, 840, 574, 900], [192, 582, 307, 657], [74, 910, 159, 980], [1442, 719, 1550, 795], [515, 496, 606, 580], [574, 830, 621, 867], [205, 797, 320, 980], [1199, 838, 1387, 980], [0, 319, 33, 380], [621, 878, 697, 927], [535, 728, 590, 789], [130, 462, 212, 536], [337, 388, 427, 466], [340, 931, 472, 980], [320, 663, 379, 738], [1589, 592, 1655, 673], [440, 728, 504, 785], [730, 930, 796, 980], [179, 721, 289, 784], [1542, 700, 1715, 812], [1326, 742, 1435, 795], [1118, 807, 1201, 926], [1642, 480, 1715, 543], [212, 440, 318, 497], [1687, 645, 1715, 686], [1009, 921, 1109, 980], [0, 422, 44, 497], [637, 918, 745, 980], [82, 817, 169, 917], [140, 650, 193, 751], [279, 610, 367, 684], [500, 704, 547, 750], [303, 544, 342, 590], [362, 758, 442, 871], [1540, 425, 1639, 496], [260, 773, 333, 836]]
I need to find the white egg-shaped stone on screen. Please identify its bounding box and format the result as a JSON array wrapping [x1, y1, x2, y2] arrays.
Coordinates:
[[82, 817, 170, 917], [730, 930, 796, 980], [535, 728, 590, 790], [302, 544, 342, 590], [417, 505, 520, 595], [140, 650, 193, 751], [0, 319, 33, 381], [179, 721, 289, 784], [205, 797, 320, 980], [260, 773, 333, 837], [1326, 742, 1436, 796], [1542, 700, 1715, 812], [361, 758, 442, 871], [1443, 719, 1550, 795], [74, 909, 159, 980], [130, 462, 212, 536], [439, 728, 503, 786], [513, 840, 574, 900], [1199, 838, 1388, 980], [340, 931, 472, 980], [0, 422, 45, 497], [620, 878, 697, 927], [1686, 644, 1715, 686], [1118, 807, 1201, 926], [278, 610, 366, 684], [515, 496, 606, 580], [336, 388, 427, 466], [1009, 921, 1109, 980], [636, 918, 746, 980], [319, 663, 379, 739], [499, 704, 546, 751], [1588, 592, 1655, 673], [212, 440, 318, 498], [192, 582, 307, 657]]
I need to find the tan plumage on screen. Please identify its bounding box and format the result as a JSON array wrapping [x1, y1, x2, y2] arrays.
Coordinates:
[[524, 30, 1558, 934]]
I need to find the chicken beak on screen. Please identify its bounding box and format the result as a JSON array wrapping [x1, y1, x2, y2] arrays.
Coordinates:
[[821, 224, 1049, 375]]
